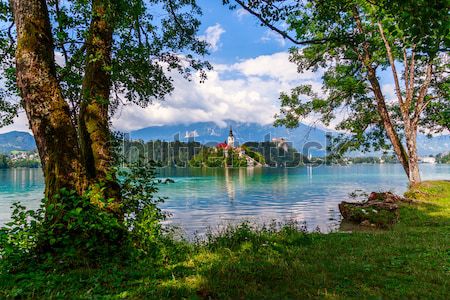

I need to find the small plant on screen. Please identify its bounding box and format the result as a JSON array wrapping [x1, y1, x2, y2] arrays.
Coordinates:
[[117, 161, 167, 256], [0, 189, 128, 269], [349, 189, 369, 200], [203, 220, 311, 252], [0, 161, 166, 270]]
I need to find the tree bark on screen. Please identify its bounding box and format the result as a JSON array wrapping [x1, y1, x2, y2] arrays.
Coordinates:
[[78, 0, 121, 211], [405, 129, 421, 185], [366, 66, 410, 178], [11, 0, 86, 200], [79, 0, 113, 179], [352, 9, 411, 181], [378, 21, 423, 185]]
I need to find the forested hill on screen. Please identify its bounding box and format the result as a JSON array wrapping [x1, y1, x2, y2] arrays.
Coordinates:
[[0, 131, 36, 153]]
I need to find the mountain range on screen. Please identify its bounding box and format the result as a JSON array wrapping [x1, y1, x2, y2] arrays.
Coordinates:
[[130, 120, 328, 148], [130, 120, 449, 156], [0, 121, 448, 156]]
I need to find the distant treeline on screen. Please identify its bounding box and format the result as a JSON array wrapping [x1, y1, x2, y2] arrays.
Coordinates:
[[436, 153, 450, 164], [348, 155, 400, 164], [328, 153, 450, 165], [0, 154, 41, 169], [122, 140, 201, 167], [122, 140, 309, 167], [325, 155, 404, 165], [243, 142, 308, 167]]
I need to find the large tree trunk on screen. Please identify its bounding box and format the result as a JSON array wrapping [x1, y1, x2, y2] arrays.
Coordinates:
[[78, 0, 121, 212], [377, 20, 423, 185], [12, 0, 86, 201], [405, 129, 421, 185], [351, 9, 411, 181], [366, 68, 410, 177], [79, 0, 113, 180]]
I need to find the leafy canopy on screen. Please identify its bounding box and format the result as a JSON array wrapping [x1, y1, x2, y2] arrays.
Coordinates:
[[0, 0, 211, 126], [227, 0, 449, 153]]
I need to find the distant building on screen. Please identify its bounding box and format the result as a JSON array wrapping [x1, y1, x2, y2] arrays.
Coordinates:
[[9, 151, 28, 161], [420, 156, 436, 164], [227, 126, 235, 148], [216, 142, 227, 149], [216, 127, 249, 160], [272, 137, 288, 151], [271, 137, 286, 143]]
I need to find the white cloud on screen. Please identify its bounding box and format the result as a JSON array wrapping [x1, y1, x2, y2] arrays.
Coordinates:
[[112, 52, 324, 132], [1, 52, 325, 135], [236, 8, 249, 20], [261, 30, 286, 47], [381, 83, 397, 104], [0, 112, 31, 134], [199, 24, 226, 52], [224, 52, 320, 82], [54, 52, 65, 67], [185, 130, 199, 138]]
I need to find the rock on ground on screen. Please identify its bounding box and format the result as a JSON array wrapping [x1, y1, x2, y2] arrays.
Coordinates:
[[339, 192, 412, 227]]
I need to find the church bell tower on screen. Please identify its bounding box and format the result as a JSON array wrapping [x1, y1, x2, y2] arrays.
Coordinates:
[[227, 126, 235, 148]]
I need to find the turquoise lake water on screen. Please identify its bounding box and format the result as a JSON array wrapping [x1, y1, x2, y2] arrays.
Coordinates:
[[1, 164, 449, 234]]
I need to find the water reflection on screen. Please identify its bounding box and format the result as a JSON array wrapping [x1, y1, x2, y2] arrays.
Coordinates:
[[0, 168, 44, 193], [1, 165, 449, 234], [224, 168, 235, 201], [307, 165, 313, 183], [157, 164, 450, 236], [0, 168, 44, 224]]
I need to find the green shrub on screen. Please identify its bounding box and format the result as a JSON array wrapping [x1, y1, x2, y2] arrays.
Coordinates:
[[203, 221, 311, 252], [0, 161, 166, 269], [117, 161, 166, 256], [0, 189, 128, 269]]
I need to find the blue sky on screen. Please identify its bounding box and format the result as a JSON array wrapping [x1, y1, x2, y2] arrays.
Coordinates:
[[196, 0, 292, 64], [107, 1, 397, 132], [107, 1, 334, 131]]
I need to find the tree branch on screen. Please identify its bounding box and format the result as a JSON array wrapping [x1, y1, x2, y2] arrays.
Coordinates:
[[403, 48, 409, 93], [377, 22, 404, 107], [418, 96, 437, 115], [405, 45, 415, 106], [234, 0, 333, 46], [408, 47, 415, 94], [352, 7, 409, 175], [54, 0, 69, 65], [413, 63, 433, 125], [0, 22, 15, 65], [167, 0, 189, 39]]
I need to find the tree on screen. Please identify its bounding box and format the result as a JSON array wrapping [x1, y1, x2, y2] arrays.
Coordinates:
[[227, 0, 449, 185], [0, 154, 7, 168], [1, 0, 209, 213]]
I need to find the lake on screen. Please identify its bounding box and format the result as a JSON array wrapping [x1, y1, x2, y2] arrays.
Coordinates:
[[1, 164, 449, 235]]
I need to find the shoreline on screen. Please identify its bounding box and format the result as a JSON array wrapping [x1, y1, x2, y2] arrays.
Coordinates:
[[1, 181, 449, 298]]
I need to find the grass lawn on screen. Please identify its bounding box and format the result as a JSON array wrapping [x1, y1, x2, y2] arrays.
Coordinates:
[[1, 180, 449, 299]]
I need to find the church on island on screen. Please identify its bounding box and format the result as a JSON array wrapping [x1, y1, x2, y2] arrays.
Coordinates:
[[209, 126, 265, 167], [216, 127, 235, 148], [216, 126, 248, 160]]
